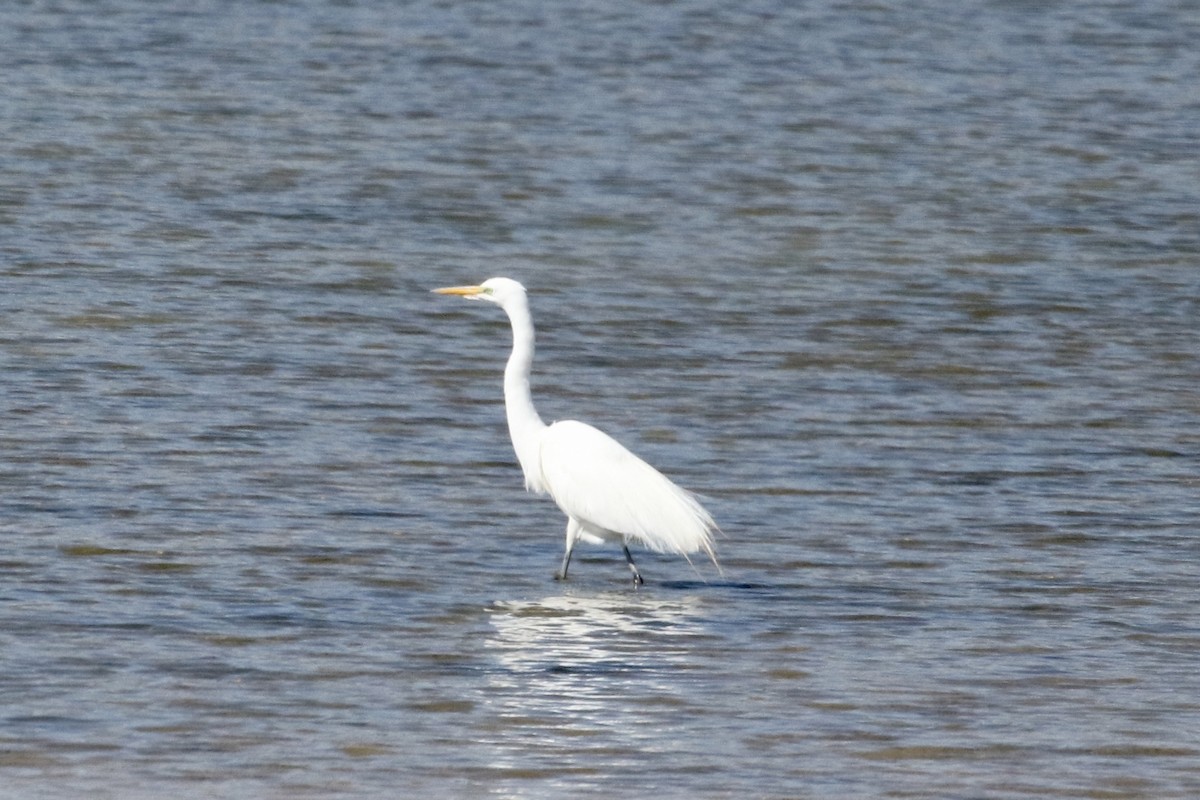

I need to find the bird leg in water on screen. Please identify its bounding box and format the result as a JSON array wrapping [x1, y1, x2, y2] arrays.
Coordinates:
[[623, 545, 645, 587], [556, 547, 574, 581], [556, 519, 580, 581]]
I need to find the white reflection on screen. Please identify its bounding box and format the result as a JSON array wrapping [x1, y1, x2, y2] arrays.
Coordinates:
[[479, 591, 711, 780], [488, 591, 704, 674]]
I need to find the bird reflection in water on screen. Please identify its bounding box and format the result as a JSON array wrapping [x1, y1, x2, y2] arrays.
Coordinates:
[[477, 592, 712, 777]]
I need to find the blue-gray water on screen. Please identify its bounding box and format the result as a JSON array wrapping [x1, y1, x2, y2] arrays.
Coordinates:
[[2, 1, 1198, 797]]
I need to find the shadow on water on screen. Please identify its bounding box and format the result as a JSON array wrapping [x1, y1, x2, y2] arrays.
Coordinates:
[[656, 578, 770, 592]]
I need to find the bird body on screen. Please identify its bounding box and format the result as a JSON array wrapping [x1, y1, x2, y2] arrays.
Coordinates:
[[538, 419, 716, 557], [434, 277, 718, 585]]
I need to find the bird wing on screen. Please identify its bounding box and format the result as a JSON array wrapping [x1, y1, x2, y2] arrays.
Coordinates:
[[537, 419, 717, 562]]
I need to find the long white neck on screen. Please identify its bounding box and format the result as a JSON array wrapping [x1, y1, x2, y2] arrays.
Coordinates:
[[501, 293, 549, 493]]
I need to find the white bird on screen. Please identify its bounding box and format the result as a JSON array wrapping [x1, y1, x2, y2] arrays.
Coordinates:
[[433, 277, 720, 586]]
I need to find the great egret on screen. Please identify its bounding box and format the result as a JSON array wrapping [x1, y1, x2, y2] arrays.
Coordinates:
[[433, 278, 719, 586]]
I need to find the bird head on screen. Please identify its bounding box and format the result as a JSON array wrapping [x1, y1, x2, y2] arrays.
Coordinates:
[[432, 277, 526, 306]]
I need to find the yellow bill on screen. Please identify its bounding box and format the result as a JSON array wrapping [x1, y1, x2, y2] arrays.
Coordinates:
[[432, 285, 485, 296]]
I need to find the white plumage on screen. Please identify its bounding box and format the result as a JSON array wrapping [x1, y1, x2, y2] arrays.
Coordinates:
[[434, 277, 720, 585], [539, 420, 717, 556]]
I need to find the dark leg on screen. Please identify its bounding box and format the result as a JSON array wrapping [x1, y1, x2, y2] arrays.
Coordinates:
[[556, 519, 580, 581], [556, 543, 575, 581], [623, 545, 644, 587]]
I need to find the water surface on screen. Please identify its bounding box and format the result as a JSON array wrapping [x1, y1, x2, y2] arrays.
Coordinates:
[[1, 1, 1198, 797]]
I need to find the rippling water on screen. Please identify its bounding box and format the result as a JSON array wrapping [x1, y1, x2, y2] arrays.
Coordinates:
[[2, 0, 1198, 797]]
